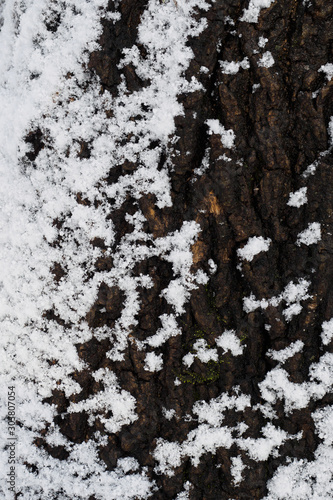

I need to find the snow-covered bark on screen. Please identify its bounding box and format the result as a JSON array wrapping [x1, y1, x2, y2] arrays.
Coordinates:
[[1, 0, 333, 498]]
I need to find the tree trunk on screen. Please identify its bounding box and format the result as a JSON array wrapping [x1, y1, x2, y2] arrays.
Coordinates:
[[2, 0, 333, 499]]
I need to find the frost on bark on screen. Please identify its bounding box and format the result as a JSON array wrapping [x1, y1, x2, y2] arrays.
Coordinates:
[[2, 0, 333, 499]]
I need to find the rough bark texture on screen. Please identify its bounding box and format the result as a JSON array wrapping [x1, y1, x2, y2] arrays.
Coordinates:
[[31, 0, 333, 498]]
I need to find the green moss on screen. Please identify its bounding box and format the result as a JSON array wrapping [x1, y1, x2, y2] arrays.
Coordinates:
[[177, 358, 223, 385], [193, 327, 206, 339]]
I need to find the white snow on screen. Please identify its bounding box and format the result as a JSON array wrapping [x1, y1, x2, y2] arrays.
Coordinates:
[[296, 222, 321, 246], [265, 405, 333, 499], [162, 408, 176, 420], [219, 58, 250, 74], [258, 36, 268, 48], [258, 51, 275, 68], [319, 63, 333, 80], [329, 116, 333, 145], [240, 0, 276, 23], [183, 339, 218, 368], [243, 279, 311, 321], [142, 314, 181, 348], [208, 258, 217, 274], [1, 0, 332, 496], [321, 318, 333, 346], [243, 294, 269, 313], [144, 352, 164, 372], [230, 456, 247, 485], [154, 388, 302, 477], [154, 391, 251, 475], [67, 369, 138, 434], [216, 330, 244, 356], [193, 147, 210, 176], [302, 161, 318, 177], [175, 482, 192, 499], [267, 340, 304, 364], [287, 187, 308, 207], [157, 221, 209, 315], [237, 423, 301, 461], [259, 352, 333, 414], [206, 119, 236, 148], [237, 236, 271, 262]]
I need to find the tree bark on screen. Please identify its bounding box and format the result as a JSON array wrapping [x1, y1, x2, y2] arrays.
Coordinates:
[[16, 0, 333, 498]]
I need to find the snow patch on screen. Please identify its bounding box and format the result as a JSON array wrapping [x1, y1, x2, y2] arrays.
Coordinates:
[[240, 0, 276, 23], [154, 389, 300, 477], [144, 352, 164, 372], [0, 0, 214, 495], [193, 147, 210, 176], [237, 424, 301, 461], [243, 279, 311, 321], [175, 482, 192, 499], [183, 339, 218, 368], [216, 330, 244, 356], [206, 119, 235, 148], [267, 340, 304, 364], [265, 406, 333, 499], [143, 314, 182, 348], [260, 352, 333, 413], [321, 318, 333, 346], [296, 222, 321, 246], [287, 187, 308, 207], [162, 408, 176, 420], [154, 391, 250, 475], [231, 456, 247, 485], [258, 36, 268, 48], [258, 51, 275, 68], [302, 162, 318, 178], [219, 58, 250, 74], [237, 236, 271, 262], [68, 369, 138, 434], [319, 63, 333, 81], [208, 258, 217, 274]]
